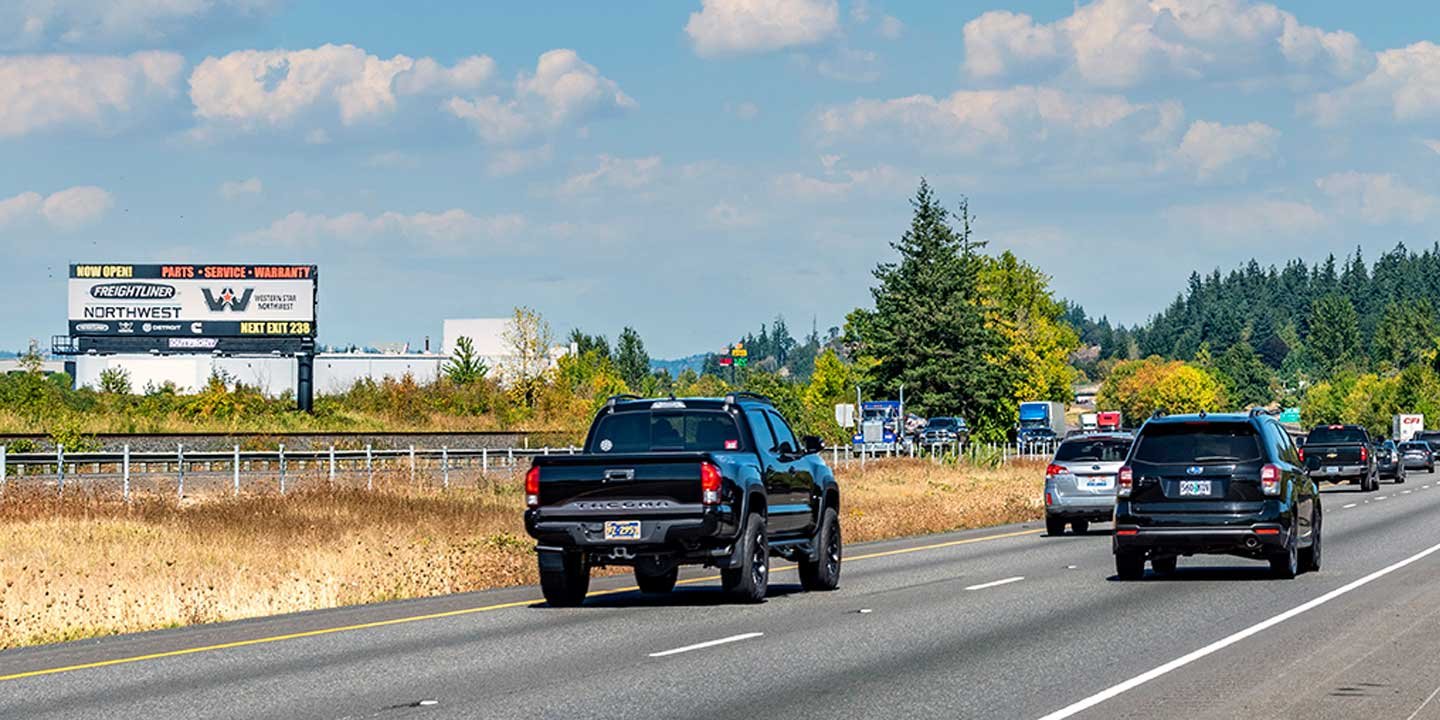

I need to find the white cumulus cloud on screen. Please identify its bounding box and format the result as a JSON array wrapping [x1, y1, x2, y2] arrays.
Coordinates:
[[1305, 42, 1440, 126], [189, 44, 495, 131], [686, 0, 840, 57], [0, 51, 184, 137], [963, 0, 1371, 89], [558, 155, 662, 196], [1316, 172, 1438, 224], [0, 186, 114, 231], [447, 49, 633, 145], [1173, 120, 1280, 180]]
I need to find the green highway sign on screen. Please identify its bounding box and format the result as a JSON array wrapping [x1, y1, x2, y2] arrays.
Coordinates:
[[1279, 407, 1301, 423]]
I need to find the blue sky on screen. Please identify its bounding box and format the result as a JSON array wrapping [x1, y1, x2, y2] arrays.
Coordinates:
[[3, 0, 1440, 357]]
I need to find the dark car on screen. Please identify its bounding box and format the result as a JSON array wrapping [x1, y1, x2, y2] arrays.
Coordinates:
[[921, 416, 969, 447], [524, 393, 842, 605], [1113, 410, 1321, 580], [1398, 441, 1435, 472], [1301, 424, 1379, 491], [1375, 439, 1406, 483]]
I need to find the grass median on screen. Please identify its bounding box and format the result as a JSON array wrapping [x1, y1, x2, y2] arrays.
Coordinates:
[[0, 458, 1045, 649]]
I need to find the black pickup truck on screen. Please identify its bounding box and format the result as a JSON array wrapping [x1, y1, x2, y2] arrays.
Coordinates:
[[1302, 424, 1378, 491], [524, 393, 842, 606]]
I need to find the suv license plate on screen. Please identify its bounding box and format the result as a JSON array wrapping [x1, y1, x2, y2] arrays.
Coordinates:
[[1085, 477, 1113, 489], [1179, 480, 1211, 497], [603, 520, 642, 541]]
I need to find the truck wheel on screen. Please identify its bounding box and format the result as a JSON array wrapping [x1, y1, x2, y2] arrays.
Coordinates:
[[635, 566, 678, 594], [538, 551, 590, 607], [1071, 519, 1090, 536], [1115, 551, 1145, 581], [722, 513, 769, 603], [1045, 516, 1067, 537], [800, 507, 842, 592]]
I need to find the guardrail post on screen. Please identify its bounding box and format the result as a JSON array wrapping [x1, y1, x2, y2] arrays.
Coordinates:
[[366, 444, 373, 491], [233, 445, 240, 496], [177, 443, 185, 499], [328, 445, 336, 485], [0, 444, 6, 496], [409, 445, 416, 485], [122, 444, 130, 502], [279, 443, 287, 495], [482, 448, 489, 477], [442, 446, 449, 489], [57, 444, 65, 494]]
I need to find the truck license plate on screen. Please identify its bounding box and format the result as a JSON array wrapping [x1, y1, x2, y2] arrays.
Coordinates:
[[1179, 480, 1211, 497], [604, 520, 641, 541], [1326, 466, 1339, 475]]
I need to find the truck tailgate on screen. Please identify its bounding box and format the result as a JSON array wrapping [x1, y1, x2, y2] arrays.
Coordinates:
[[534, 453, 711, 508]]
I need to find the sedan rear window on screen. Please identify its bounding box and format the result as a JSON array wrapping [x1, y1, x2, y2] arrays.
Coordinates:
[[1132, 424, 1262, 464], [589, 411, 742, 453], [1054, 439, 1131, 462], [1307, 427, 1369, 445]]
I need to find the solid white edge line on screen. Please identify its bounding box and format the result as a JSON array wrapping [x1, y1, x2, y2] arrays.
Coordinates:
[[1034, 540, 1440, 720], [648, 632, 763, 658], [966, 576, 1025, 591], [1405, 682, 1440, 720]]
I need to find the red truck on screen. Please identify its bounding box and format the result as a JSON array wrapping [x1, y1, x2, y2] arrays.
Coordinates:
[[1096, 411, 1123, 432]]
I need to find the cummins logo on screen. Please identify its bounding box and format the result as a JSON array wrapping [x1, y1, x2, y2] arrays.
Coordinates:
[[90, 283, 176, 300], [202, 287, 254, 312]]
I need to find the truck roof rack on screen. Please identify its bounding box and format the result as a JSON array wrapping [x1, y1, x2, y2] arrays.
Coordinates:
[[724, 392, 774, 406]]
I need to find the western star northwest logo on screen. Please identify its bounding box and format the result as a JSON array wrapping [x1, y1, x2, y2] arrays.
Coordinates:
[[202, 287, 254, 312]]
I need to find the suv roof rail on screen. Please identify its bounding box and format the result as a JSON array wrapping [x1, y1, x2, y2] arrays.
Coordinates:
[[1249, 407, 1279, 417], [724, 392, 774, 406], [1150, 409, 1167, 419]]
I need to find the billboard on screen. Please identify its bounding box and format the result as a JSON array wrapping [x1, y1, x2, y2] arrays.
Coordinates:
[[68, 264, 317, 338]]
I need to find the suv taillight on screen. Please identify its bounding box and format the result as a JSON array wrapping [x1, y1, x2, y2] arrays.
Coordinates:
[[701, 462, 722, 505], [525, 466, 540, 507], [1117, 466, 1134, 498], [1045, 463, 1065, 478], [1260, 464, 1282, 496]]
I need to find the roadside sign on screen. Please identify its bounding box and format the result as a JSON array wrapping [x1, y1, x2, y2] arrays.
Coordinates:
[[1279, 407, 1301, 424], [732, 347, 748, 358], [719, 356, 733, 367], [734, 357, 748, 367]]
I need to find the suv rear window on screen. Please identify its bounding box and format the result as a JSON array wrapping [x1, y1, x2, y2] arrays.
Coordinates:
[[1401, 442, 1431, 451], [1054, 438, 1131, 462], [589, 411, 742, 453], [1132, 423, 1263, 464], [1307, 427, 1368, 445]]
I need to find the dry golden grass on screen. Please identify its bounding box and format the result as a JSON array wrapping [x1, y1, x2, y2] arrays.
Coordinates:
[[0, 458, 1043, 649]]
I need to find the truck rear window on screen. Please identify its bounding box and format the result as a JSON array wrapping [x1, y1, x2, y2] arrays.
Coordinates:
[[1132, 424, 1262, 464], [1054, 439, 1131, 462], [589, 411, 743, 453], [1307, 427, 1368, 445]]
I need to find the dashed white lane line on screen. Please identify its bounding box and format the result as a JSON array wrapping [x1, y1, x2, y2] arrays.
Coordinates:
[[1403, 490, 1413, 495], [966, 576, 1025, 591], [1343, 503, 1358, 509], [1035, 540, 1440, 720], [1377, 496, 1389, 501], [648, 632, 763, 658]]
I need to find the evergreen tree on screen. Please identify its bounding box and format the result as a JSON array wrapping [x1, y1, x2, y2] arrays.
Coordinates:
[[1215, 341, 1275, 408], [615, 327, 651, 391], [848, 180, 1008, 438], [568, 329, 610, 359], [1308, 294, 1362, 376]]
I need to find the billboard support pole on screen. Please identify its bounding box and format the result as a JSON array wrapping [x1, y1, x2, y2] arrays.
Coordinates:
[[297, 350, 315, 413]]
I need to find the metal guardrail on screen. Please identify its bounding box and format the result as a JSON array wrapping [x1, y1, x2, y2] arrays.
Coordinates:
[[0, 439, 1061, 501]]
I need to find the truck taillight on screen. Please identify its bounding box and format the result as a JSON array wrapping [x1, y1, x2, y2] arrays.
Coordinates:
[[701, 462, 722, 505], [1045, 463, 1065, 478], [1260, 464, 1282, 496], [1360, 446, 1368, 463], [525, 466, 540, 507], [1117, 466, 1134, 498], [1297, 447, 1305, 463]]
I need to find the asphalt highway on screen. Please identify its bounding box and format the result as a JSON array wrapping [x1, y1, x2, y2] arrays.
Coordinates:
[[4, 474, 1440, 720]]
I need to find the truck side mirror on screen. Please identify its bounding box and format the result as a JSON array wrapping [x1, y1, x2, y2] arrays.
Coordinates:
[[802, 435, 824, 455]]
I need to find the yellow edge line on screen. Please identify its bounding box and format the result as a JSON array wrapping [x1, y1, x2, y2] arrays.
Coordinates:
[[0, 527, 1042, 682]]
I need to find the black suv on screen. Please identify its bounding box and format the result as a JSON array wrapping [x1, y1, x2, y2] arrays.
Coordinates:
[[1113, 410, 1321, 580]]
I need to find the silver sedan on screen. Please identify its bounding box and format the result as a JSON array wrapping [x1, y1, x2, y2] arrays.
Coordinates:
[[1044, 433, 1134, 536]]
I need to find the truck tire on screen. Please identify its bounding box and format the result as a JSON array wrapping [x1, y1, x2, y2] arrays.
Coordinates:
[[538, 551, 590, 607], [800, 507, 842, 592], [1150, 555, 1177, 575], [1045, 516, 1067, 537], [1115, 551, 1145, 581], [1071, 519, 1090, 535], [635, 566, 678, 594], [722, 513, 769, 603]]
